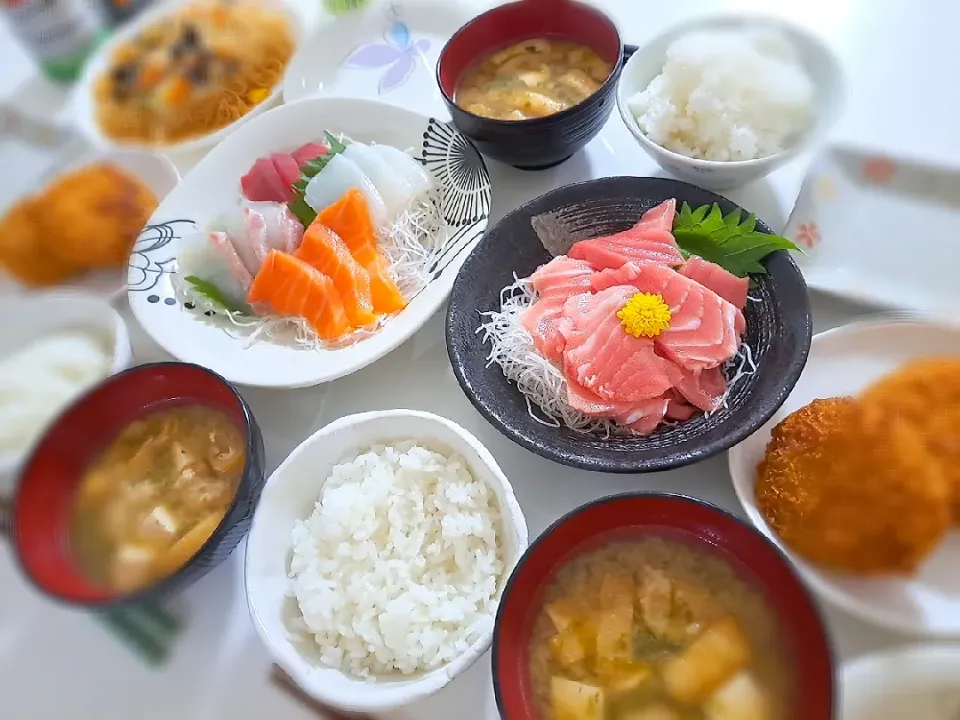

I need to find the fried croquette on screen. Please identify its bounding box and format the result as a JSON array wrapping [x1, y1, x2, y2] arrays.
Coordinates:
[[757, 399, 951, 575], [0, 199, 80, 285], [0, 163, 157, 287], [860, 357, 960, 524]]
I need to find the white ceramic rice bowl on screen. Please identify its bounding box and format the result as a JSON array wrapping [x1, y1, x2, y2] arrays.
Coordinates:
[[71, 0, 319, 158], [244, 410, 528, 713], [0, 291, 133, 480], [616, 12, 845, 191]]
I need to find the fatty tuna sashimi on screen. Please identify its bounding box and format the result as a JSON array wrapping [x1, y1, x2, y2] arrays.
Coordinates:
[[247, 250, 350, 340], [529, 256, 595, 298], [241, 157, 291, 203], [566, 380, 672, 435], [679, 256, 750, 310], [303, 154, 388, 228], [295, 222, 376, 328], [521, 294, 578, 364], [568, 199, 684, 270], [215, 201, 304, 275], [177, 230, 253, 307], [674, 366, 727, 412], [559, 286, 684, 403], [316, 189, 406, 313], [369, 143, 433, 199], [271, 153, 302, 188], [591, 262, 741, 372], [342, 143, 411, 220], [665, 393, 698, 421], [292, 142, 327, 166]]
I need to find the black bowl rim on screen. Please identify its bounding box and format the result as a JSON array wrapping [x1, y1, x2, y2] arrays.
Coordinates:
[[9, 360, 261, 611], [490, 491, 837, 719], [435, 0, 625, 127], [445, 176, 813, 473]]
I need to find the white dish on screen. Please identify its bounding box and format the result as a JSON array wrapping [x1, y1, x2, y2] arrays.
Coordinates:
[[244, 409, 528, 713], [71, 0, 319, 158], [728, 314, 960, 637], [616, 12, 845, 191], [128, 97, 491, 388], [0, 148, 180, 301], [284, 0, 480, 115], [0, 291, 133, 480], [786, 145, 960, 315], [841, 644, 960, 720]]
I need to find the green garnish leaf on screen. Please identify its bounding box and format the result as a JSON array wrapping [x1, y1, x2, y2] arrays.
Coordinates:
[[184, 276, 251, 315], [672, 202, 799, 278], [287, 130, 347, 227]]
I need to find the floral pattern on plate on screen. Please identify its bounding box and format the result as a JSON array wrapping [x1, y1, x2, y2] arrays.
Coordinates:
[[341, 4, 431, 95]]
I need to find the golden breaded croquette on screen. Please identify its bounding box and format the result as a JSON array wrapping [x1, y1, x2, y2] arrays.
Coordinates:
[[756, 399, 950, 575], [0, 198, 81, 285], [860, 357, 960, 524], [36, 163, 157, 269]]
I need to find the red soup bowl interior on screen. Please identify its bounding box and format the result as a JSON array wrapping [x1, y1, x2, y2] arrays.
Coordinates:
[[11, 362, 251, 606], [438, 0, 622, 109], [493, 493, 834, 719]]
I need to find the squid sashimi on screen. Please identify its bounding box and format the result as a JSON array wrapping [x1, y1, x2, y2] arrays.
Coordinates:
[[214, 201, 304, 276], [247, 250, 350, 340], [241, 143, 328, 203], [342, 143, 411, 220], [303, 154, 388, 228], [177, 230, 253, 307], [369, 144, 433, 199], [295, 221, 376, 328], [316, 189, 407, 314]]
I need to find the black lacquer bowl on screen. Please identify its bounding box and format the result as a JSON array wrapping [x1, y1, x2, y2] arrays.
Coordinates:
[[446, 177, 812, 473], [436, 0, 627, 170]]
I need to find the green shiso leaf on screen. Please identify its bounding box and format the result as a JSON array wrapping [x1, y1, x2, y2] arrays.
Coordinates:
[[184, 276, 251, 315], [287, 130, 347, 227]]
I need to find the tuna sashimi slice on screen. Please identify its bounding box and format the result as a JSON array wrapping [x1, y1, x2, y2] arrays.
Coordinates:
[[559, 286, 685, 403], [674, 366, 727, 412], [679, 256, 750, 310], [521, 294, 578, 364], [568, 199, 683, 271], [271, 153, 302, 189], [529, 256, 595, 299], [591, 262, 741, 373], [241, 157, 291, 203], [292, 142, 327, 166], [566, 381, 671, 435]]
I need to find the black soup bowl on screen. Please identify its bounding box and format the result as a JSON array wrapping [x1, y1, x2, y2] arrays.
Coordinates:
[[437, 0, 626, 170], [5, 362, 266, 609], [445, 177, 813, 473]]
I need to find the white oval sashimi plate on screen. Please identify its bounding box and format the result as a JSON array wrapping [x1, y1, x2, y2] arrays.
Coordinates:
[[72, 0, 319, 158], [728, 314, 960, 637], [128, 97, 491, 388], [283, 0, 485, 114], [841, 645, 960, 720]]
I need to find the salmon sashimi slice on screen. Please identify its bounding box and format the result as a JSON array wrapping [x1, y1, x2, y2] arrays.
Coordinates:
[[567, 380, 672, 435], [316, 188, 406, 314], [679, 256, 750, 310], [674, 366, 727, 412], [296, 221, 376, 327], [568, 199, 684, 271], [591, 261, 741, 372], [558, 286, 685, 403], [247, 250, 350, 340], [529, 256, 596, 298]]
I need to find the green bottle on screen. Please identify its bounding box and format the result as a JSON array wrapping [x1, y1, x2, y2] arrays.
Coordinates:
[[1, 0, 108, 84]]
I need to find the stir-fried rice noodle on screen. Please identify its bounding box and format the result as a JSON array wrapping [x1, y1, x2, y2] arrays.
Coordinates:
[[173, 148, 446, 350], [477, 275, 758, 436]]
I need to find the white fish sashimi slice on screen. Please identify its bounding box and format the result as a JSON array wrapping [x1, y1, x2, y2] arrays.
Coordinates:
[[369, 144, 433, 199], [176, 230, 252, 307], [342, 143, 410, 219], [213, 201, 304, 274], [303, 154, 388, 228]]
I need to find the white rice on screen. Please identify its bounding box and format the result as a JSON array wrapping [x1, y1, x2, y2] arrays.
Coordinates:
[[289, 441, 504, 679], [628, 28, 815, 162]]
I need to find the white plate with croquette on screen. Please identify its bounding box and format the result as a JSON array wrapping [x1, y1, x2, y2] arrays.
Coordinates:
[[728, 313, 960, 638]]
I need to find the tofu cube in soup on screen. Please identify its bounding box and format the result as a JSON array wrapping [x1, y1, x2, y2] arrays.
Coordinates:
[[661, 616, 752, 704], [704, 671, 771, 720], [549, 626, 588, 669], [551, 677, 605, 720], [546, 599, 580, 633], [618, 705, 681, 720], [596, 573, 634, 663]]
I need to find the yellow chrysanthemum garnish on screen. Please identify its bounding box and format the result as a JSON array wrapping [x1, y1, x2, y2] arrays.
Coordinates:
[[617, 292, 672, 338]]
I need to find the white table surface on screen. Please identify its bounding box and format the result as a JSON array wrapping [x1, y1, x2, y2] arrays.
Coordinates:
[[2, 0, 957, 717]]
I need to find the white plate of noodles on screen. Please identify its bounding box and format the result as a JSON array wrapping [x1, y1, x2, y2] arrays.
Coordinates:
[[72, 0, 319, 157], [127, 97, 492, 388]]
